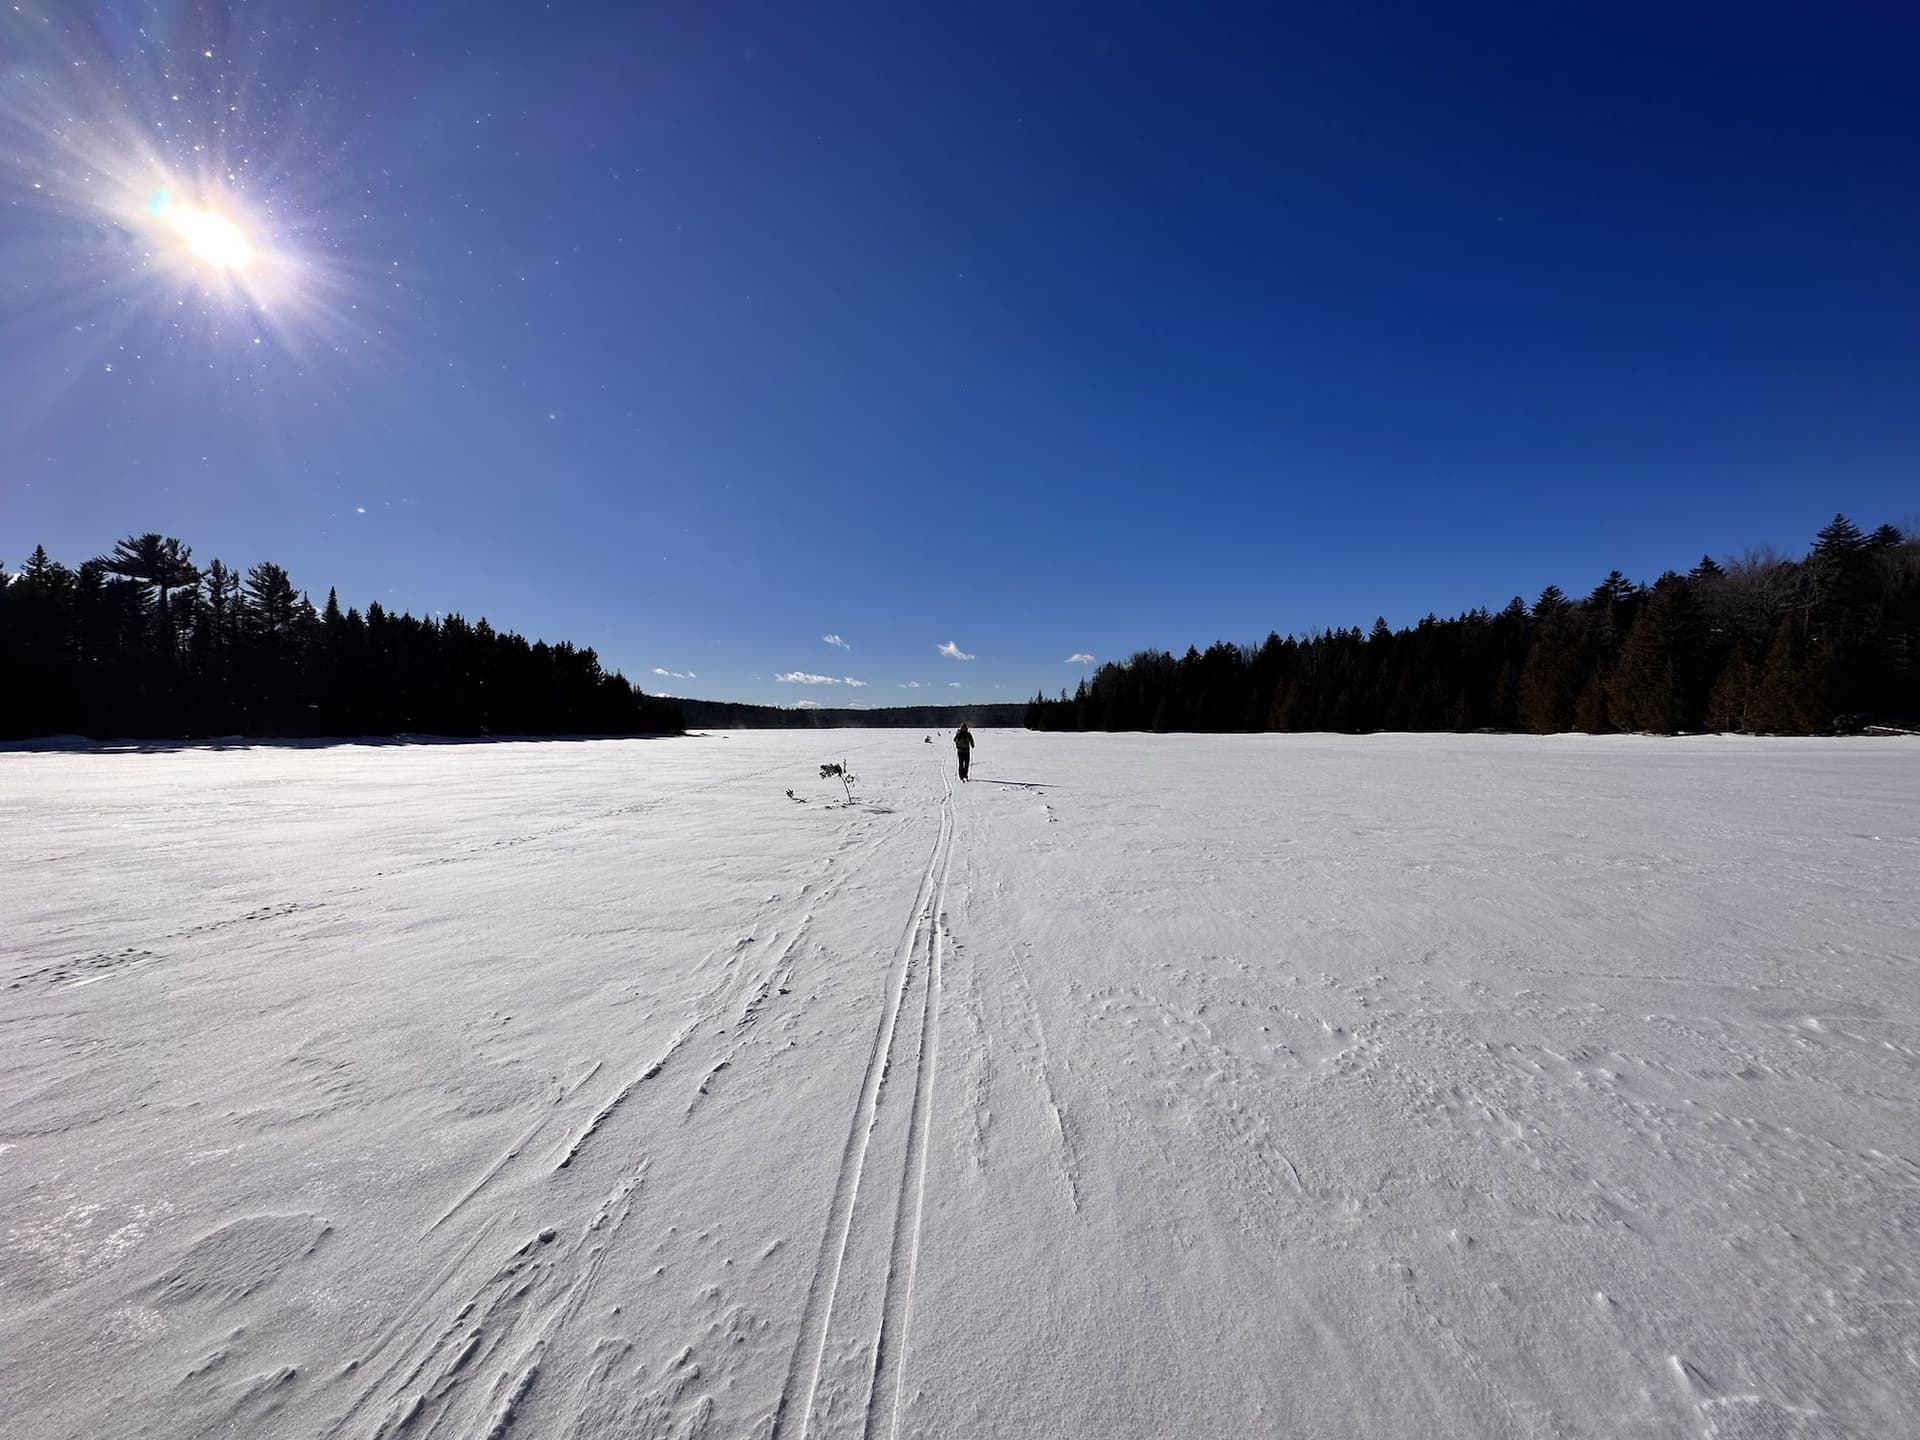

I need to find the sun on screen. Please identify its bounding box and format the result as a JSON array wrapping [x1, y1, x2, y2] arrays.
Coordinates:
[[172, 205, 256, 271], [146, 188, 259, 274]]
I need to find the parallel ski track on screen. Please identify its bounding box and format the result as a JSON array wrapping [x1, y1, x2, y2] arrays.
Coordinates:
[[862, 772, 952, 1440], [772, 765, 955, 1440]]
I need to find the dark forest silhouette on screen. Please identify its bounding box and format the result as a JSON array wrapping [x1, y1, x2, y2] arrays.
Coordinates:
[[675, 698, 1024, 730], [1027, 516, 1919, 736], [9, 517, 1915, 743], [1, 535, 683, 741]]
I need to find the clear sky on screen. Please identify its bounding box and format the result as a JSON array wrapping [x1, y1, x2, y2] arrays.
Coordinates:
[[3, 2, 1915, 706]]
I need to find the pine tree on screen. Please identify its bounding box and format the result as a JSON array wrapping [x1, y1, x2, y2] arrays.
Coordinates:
[[1806, 514, 1878, 716], [99, 533, 199, 663], [1607, 576, 1700, 732], [244, 563, 299, 636], [1518, 589, 1578, 732], [1573, 673, 1609, 732], [22, 544, 63, 587], [1811, 514, 1865, 557], [1749, 617, 1824, 732], [1591, 570, 1634, 606], [1707, 652, 1756, 732], [100, 534, 200, 612]]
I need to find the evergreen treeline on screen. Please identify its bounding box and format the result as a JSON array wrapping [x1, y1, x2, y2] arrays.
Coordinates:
[[1026, 516, 1920, 736], [1, 535, 683, 741], [675, 698, 1026, 730]]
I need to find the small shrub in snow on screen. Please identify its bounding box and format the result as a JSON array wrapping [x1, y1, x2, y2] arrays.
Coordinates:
[[819, 760, 855, 802]]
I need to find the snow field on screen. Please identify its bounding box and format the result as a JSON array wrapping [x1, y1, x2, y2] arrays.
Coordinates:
[[1, 731, 1917, 1439]]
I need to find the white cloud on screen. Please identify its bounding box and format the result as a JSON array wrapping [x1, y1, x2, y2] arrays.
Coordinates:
[[937, 641, 975, 661], [949, 681, 963, 688], [776, 671, 865, 687], [652, 667, 696, 680], [822, 633, 849, 650], [899, 681, 925, 689], [1065, 652, 1095, 665], [793, 700, 821, 710]]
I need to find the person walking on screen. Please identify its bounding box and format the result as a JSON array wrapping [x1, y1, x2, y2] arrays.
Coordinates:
[[953, 724, 975, 781]]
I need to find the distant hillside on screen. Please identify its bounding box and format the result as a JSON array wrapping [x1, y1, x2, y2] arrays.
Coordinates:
[[675, 699, 1025, 730]]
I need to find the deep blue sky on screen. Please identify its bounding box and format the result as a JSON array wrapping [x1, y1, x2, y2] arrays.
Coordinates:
[[3, 2, 1915, 704]]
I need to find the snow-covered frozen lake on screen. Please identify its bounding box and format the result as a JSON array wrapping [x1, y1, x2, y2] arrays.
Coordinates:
[[2, 731, 1917, 1439]]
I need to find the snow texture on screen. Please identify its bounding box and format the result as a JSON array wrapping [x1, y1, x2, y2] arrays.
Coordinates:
[[2, 731, 1917, 1439]]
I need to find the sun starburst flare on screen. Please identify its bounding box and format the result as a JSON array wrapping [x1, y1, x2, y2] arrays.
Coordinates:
[[0, 9, 385, 427]]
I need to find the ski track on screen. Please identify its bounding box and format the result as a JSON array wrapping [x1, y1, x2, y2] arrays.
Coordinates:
[[774, 762, 955, 1440], [861, 771, 951, 1440], [334, 1042, 678, 1437], [356, 1160, 644, 1440], [422, 811, 905, 1239], [1005, 940, 1086, 1216]]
